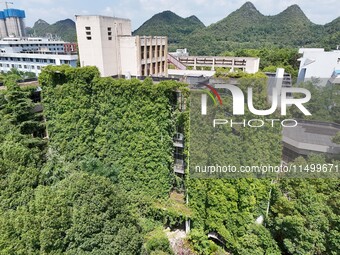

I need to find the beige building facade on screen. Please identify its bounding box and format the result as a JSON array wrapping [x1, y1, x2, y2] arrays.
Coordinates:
[[76, 15, 167, 77]]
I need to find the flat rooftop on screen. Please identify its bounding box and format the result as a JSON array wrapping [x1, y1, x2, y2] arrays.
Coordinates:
[[283, 120, 340, 155]]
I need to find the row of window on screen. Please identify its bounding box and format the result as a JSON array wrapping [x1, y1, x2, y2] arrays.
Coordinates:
[[0, 60, 71, 69], [3, 43, 64, 47], [0, 57, 57, 63], [1, 48, 63, 54], [0, 63, 42, 70], [20, 47, 64, 52], [141, 61, 166, 76], [141, 45, 165, 59]]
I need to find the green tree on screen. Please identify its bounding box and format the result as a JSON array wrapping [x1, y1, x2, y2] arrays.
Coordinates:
[[0, 172, 143, 254]]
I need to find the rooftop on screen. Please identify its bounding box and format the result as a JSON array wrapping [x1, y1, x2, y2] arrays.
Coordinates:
[[283, 120, 340, 155], [75, 15, 131, 22]]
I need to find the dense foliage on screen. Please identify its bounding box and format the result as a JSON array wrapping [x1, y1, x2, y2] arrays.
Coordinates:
[[39, 65, 188, 198], [181, 2, 329, 55], [134, 2, 339, 55], [219, 48, 300, 78], [0, 172, 143, 254], [269, 155, 340, 255], [289, 81, 340, 124], [0, 66, 189, 254], [0, 65, 339, 254], [0, 68, 36, 82], [186, 72, 340, 254], [187, 73, 283, 254]]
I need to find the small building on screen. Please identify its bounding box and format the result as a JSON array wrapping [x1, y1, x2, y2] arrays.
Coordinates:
[[169, 48, 189, 58], [75, 15, 168, 77], [297, 48, 340, 86]]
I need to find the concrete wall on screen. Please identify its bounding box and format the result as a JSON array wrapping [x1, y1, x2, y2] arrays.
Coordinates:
[[5, 17, 20, 37], [0, 19, 7, 38], [119, 36, 138, 76], [245, 57, 260, 73], [76, 15, 131, 77]]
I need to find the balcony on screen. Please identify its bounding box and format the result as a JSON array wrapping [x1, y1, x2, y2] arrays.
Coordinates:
[[173, 133, 184, 148], [174, 159, 185, 174]]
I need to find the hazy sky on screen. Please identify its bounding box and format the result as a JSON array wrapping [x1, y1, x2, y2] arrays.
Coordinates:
[[8, 0, 340, 29]]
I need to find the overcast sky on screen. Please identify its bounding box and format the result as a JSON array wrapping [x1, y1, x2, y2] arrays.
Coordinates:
[[9, 0, 340, 29]]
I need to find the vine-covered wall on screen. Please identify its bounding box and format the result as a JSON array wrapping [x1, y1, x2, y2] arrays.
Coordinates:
[[39, 65, 188, 198]]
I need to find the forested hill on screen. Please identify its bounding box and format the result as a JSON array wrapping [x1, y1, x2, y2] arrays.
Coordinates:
[[26, 1, 339, 53], [136, 2, 339, 54], [26, 19, 77, 42], [183, 2, 326, 54], [133, 10, 205, 43]]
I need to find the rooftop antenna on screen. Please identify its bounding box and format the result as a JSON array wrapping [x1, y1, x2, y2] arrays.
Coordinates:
[[0, 1, 14, 9]]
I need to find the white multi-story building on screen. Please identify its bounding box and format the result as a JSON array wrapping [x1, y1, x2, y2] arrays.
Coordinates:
[[297, 48, 340, 86], [75, 15, 168, 77], [0, 37, 78, 76]]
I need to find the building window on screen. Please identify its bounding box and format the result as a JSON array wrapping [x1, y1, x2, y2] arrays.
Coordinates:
[[86, 31, 91, 35], [86, 36, 92, 40], [141, 64, 146, 76], [152, 46, 156, 57], [85, 26, 91, 30], [146, 46, 150, 58], [108, 37, 112, 40], [157, 46, 161, 57], [107, 27, 111, 31], [141, 46, 145, 60]]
